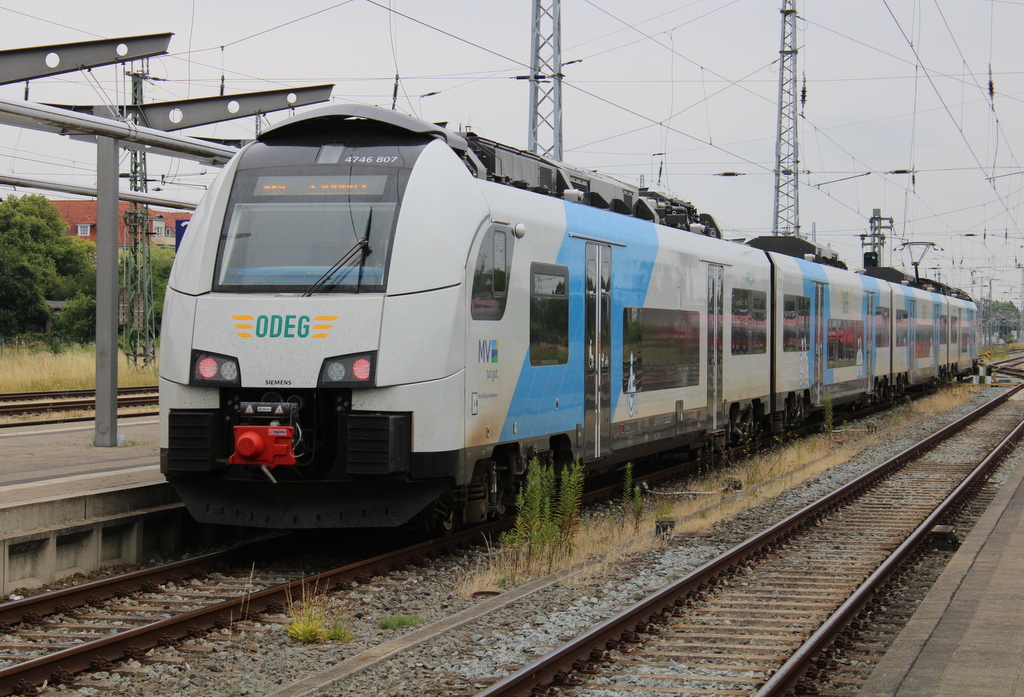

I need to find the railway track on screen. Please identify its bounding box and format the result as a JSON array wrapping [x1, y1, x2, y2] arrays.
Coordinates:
[[0, 386, 158, 423], [0, 522, 509, 696], [0, 382, 1009, 695], [477, 383, 1024, 697]]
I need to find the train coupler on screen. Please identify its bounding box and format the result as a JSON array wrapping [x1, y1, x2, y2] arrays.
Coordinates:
[[228, 425, 296, 469]]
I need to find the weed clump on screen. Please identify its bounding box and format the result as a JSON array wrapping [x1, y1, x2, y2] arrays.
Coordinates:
[[378, 614, 421, 630], [498, 458, 585, 578], [284, 583, 353, 644]]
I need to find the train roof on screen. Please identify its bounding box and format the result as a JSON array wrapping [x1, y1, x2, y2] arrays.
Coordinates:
[[863, 267, 973, 301], [252, 105, 973, 303], [745, 235, 848, 270], [256, 103, 722, 240]]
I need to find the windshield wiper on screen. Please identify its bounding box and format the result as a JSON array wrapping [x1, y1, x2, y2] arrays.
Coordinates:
[[301, 209, 373, 297]]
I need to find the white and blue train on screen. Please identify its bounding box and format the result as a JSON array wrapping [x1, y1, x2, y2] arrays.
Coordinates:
[[159, 105, 979, 530]]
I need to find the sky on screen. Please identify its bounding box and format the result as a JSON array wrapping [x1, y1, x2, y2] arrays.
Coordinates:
[[1, 0, 1022, 304]]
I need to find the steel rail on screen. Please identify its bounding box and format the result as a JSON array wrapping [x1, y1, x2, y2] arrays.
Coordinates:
[[0, 387, 157, 403], [0, 519, 510, 696], [756, 399, 1024, 696], [0, 395, 158, 417], [476, 383, 1024, 697]]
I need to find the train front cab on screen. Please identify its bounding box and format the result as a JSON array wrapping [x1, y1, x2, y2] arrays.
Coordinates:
[[160, 110, 494, 529]]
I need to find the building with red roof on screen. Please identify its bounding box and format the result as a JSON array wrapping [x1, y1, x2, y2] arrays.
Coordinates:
[[51, 200, 191, 247]]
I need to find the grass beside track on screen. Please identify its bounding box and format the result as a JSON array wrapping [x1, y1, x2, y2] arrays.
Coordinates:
[[456, 384, 979, 596], [0, 344, 159, 393]]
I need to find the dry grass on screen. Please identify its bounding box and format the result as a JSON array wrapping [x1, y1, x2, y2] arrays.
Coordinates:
[[456, 384, 978, 595], [0, 344, 158, 393]]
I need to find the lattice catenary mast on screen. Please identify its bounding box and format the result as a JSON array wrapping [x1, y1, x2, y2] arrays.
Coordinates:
[[772, 0, 800, 236], [528, 0, 563, 160], [120, 61, 157, 368]]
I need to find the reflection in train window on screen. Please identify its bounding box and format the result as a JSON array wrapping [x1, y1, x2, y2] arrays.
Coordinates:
[[895, 309, 909, 347], [875, 306, 890, 348], [529, 263, 569, 366], [471, 227, 512, 320], [622, 307, 700, 392], [783, 294, 810, 352], [731, 289, 767, 355], [827, 319, 865, 368]]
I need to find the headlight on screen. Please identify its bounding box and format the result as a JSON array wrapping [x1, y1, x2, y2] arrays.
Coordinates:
[[191, 350, 242, 386], [318, 352, 376, 388]]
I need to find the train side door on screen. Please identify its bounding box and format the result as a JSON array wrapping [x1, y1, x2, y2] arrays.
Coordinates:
[[584, 243, 611, 461], [812, 282, 826, 406], [707, 265, 724, 431], [909, 299, 917, 371], [864, 291, 875, 394]]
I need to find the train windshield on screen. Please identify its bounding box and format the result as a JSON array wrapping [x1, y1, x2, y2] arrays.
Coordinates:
[[214, 138, 425, 293]]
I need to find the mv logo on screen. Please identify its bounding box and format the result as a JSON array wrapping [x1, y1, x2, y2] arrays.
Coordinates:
[[478, 339, 499, 363]]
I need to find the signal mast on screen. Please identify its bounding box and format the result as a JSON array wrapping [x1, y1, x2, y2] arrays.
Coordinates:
[[772, 0, 800, 236], [528, 0, 563, 160]]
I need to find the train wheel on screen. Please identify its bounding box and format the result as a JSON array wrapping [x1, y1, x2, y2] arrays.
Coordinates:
[[431, 501, 457, 536]]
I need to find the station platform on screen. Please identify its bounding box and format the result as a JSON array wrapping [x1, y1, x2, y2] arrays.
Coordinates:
[[860, 448, 1024, 696], [0, 416, 164, 506], [0, 417, 189, 593]]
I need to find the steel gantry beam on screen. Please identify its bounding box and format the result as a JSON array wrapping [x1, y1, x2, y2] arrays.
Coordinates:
[[0, 95, 235, 164], [54, 84, 335, 132], [0, 34, 173, 85], [0, 174, 195, 210], [125, 85, 335, 131]]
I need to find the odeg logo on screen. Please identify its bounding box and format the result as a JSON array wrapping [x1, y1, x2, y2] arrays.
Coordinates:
[[233, 315, 338, 339]]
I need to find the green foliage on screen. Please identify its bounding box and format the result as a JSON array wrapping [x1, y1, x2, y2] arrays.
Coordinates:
[[0, 245, 50, 336], [150, 244, 176, 329], [378, 614, 421, 630], [823, 392, 834, 432], [52, 293, 96, 341], [552, 460, 585, 559], [0, 194, 94, 337], [620, 462, 645, 532], [0, 193, 179, 343], [499, 458, 585, 575]]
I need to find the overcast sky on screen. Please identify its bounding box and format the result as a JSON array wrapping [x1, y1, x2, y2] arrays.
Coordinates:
[[1, 0, 1022, 303]]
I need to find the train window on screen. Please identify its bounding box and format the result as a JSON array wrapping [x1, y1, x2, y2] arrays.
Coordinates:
[[529, 263, 569, 366], [783, 294, 810, 352], [895, 309, 909, 347], [875, 307, 890, 348], [951, 314, 959, 349], [471, 227, 513, 320], [827, 319, 865, 368], [940, 314, 949, 344], [213, 139, 427, 293], [731, 289, 767, 355], [916, 304, 934, 359], [622, 308, 700, 392]]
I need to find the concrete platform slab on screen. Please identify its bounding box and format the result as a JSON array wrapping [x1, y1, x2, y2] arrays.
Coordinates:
[[0, 417, 163, 505], [0, 417, 196, 592]]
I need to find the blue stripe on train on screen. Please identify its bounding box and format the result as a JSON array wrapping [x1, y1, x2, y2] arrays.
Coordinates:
[[499, 203, 659, 443]]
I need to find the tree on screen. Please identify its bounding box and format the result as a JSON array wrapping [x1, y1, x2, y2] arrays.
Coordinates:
[[52, 292, 96, 340], [151, 244, 176, 331], [0, 244, 49, 336], [0, 194, 96, 337], [976, 298, 1020, 344]]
